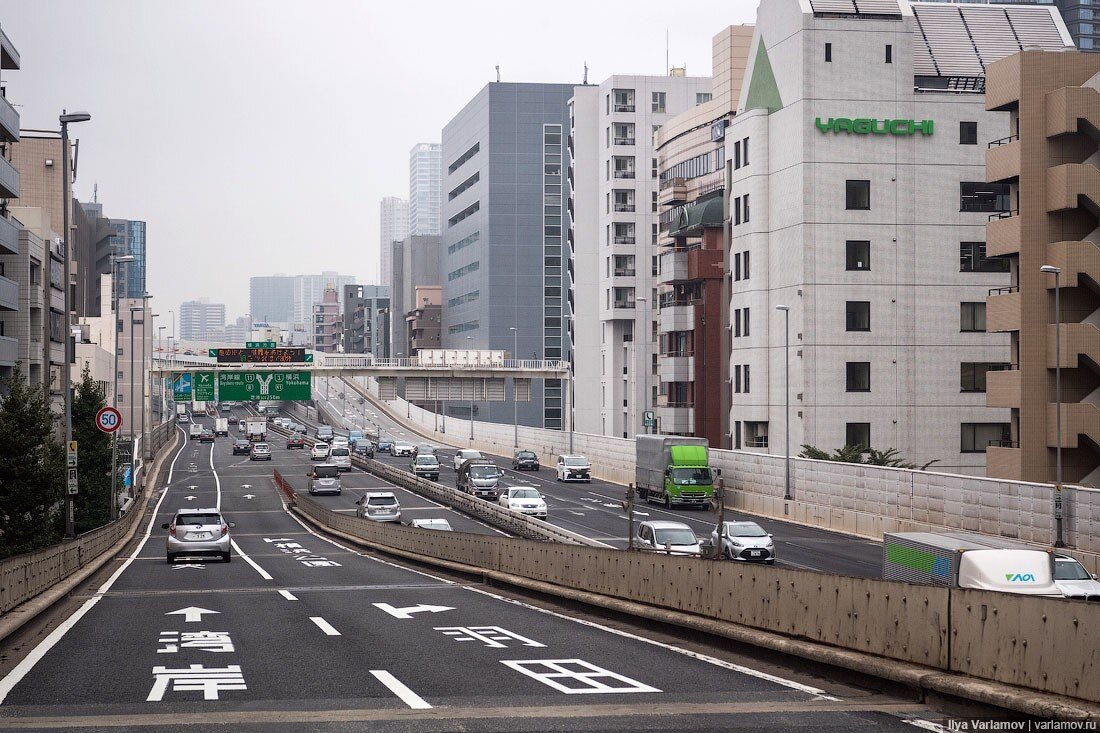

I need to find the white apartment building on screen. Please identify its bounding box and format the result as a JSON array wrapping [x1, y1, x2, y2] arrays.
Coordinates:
[[409, 143, 442, 236], [379, 196, 408, 288], [179, 300, 226, 341], [570, 73, 713, 439], [726, 0, 1071, 472]]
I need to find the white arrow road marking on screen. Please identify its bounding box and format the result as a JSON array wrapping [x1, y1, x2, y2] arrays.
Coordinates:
[[241, 484, 252, 489], [170, 564, 204, 571], [371, 670, 431, 709], [166, 607, 221, 623], [243, 494, 256, 499], [372, 603, 455, 619], [184, 496, 196, 501], [310, 617, 340, 636], [188, 485, 198, 490]]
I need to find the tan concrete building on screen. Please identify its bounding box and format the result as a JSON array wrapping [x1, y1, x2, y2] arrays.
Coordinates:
[[986, 50, 1100, 486]]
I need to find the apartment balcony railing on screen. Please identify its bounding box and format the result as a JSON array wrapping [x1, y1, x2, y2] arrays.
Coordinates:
[[613, 137, 636, 146], [613, 103, 635, 112], [0, 214, 18, 256], [612, 300, 636, 310], [613, 236, 636, 245], [613, 203, 635, 212], [613, 170, 636, 179], [745, 436, 770, 449], [613, 268, 636, 277]]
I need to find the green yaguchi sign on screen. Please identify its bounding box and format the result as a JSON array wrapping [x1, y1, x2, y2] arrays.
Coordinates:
[[815, 117, 934, 136], [217, 371, 312, 402]]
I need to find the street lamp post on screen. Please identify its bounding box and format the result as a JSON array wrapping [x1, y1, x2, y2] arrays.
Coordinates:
[[1041, 264, 1066, 547], [143, 305, 155, 467], [129, 305, 142, 497], [108, 254, 134, 521], [60, 110, 91, 539], [775, 305, 792, 501], [157, 325, 166, 425], [466, 336, 474, 441], [510, 327, 518, 448], [636, 297, 650, 436]]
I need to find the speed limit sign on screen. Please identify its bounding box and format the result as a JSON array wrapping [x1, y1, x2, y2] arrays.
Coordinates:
[[95, 406, 122, 433]]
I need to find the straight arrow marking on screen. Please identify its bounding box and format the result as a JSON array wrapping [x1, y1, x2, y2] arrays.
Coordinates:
[[166, 607, 220, 622]]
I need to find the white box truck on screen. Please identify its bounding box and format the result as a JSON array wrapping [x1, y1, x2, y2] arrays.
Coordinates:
[[214, 418, 229, 436], [245, 418, 267, 442], [883, 532, 1061, 596]]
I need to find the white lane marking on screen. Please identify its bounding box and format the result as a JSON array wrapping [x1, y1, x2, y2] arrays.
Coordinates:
[[370, 670, 432, 709], [0, 425, 188, 705], [230, 539, 273, 580], [309, 616, 341, 636], [459, 584, 840, 700], [278, 590, 298, 601]]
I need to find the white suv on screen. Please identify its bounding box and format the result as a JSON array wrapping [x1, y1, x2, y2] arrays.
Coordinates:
[[556, 455, 592, 482]]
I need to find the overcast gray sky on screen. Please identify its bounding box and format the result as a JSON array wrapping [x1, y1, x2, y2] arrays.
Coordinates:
[[1, 0, 755, 326]]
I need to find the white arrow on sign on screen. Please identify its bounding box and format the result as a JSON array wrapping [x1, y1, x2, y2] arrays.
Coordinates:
[[166, 606, 220, 622], [243, 494, 256, 499], [372, 603, 455, 619]]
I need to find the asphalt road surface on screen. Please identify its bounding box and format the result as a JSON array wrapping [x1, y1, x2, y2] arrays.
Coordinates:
[[314, 379, 884, 579], [0, 414, 961, 732]]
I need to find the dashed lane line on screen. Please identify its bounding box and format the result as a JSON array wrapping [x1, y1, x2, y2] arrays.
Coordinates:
[[309, 617, 341, 636]]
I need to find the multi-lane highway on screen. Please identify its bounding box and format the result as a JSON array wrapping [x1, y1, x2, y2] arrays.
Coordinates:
[[0, 412, 960, 731], [312, 379, 885, 578]]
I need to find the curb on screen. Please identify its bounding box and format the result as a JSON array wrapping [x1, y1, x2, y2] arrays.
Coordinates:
[[290, 504, 1100, 722], [0, 428, 182, 646]]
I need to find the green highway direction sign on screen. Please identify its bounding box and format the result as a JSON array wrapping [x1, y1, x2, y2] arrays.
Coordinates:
[[217, 371, 312, 401], [193, 372, 216, 402], [246, 341, 276, 348]]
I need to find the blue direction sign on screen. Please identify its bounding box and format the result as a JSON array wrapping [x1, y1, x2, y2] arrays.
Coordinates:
[[171, 373, 192, 401]]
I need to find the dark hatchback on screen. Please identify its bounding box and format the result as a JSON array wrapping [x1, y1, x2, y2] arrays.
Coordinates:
[[512, 450, 540, 471], [232, 439, 252, 455]]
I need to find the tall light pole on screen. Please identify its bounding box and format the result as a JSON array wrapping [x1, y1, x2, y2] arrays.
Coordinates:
[[776, 304, 792, 501], [510, 327, 518, 448], [143, 304, 155, 467], [108, 254, 134, 521], [636, 297, 649, 435], [129, 305, 142, 497], [466, 335, 474, 441], [168, 309, 174, 365], [1041, 264, 1066, 547], [157, 325, 166, 426], [60, 110, 91, 539]]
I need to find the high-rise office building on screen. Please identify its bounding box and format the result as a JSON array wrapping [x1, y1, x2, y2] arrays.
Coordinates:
[[380, 196, 408, 288], [441, 82, 574, 428], [179, 300, 226, 341], [249, 275, 295, 325], [409, 143, 442, 236], [570, 71, 714, 440]]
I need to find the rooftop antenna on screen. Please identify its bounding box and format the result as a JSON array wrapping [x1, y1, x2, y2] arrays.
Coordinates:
[[495, 65, 501, 82], [93, 182, 98, 203], [583, 61, 588, 85]]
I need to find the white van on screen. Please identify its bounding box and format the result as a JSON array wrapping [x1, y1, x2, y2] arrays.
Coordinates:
[[328, 445, 352, 472]]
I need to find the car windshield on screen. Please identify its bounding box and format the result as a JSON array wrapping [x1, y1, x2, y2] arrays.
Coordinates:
[[314, 466, 339, 478], [653, 528, 697, 546], [517, 452, 536, 459], [461, 451, 481, 459], [331, 448, 349, 456], [726, 523, 768, 538], [177, 513, 221, 526], [564, 457, 588, 466], [510, 489, 541, 499], [1055, 560, 1091, 580], [471, 466, 499, 478], [671, 468, 712, 485], [367, 496, 397, 506], [416, 456, 438, 465]]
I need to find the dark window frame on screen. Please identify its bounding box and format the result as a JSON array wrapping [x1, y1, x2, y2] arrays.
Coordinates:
[[845, 301, 871, 332], [845, 180, 870, 210], [846, 362, 871, 392], [846, 240, 871, 271]]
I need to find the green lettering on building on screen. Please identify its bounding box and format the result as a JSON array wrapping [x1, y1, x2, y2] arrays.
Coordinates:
[[815, 117, 934, 136]]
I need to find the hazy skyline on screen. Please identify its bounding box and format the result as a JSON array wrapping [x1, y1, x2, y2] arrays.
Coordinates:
[[0, 1, 753, 331]]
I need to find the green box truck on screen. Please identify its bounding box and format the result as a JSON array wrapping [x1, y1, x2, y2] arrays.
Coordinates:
[[635, 435, 716, 508]]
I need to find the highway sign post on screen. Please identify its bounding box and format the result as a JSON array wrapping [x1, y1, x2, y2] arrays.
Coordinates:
[[95, 406, 122, 433], [193, 372, 216, 401], [217, 371, 312, 401]]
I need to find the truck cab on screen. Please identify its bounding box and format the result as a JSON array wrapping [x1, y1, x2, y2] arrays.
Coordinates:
[[456, 460, 502, 499]]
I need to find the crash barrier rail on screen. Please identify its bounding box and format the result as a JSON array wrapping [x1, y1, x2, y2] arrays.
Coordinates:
[[0, 422, 181, 616], [293, 493, 1100, 705], [266, 420, 605, 547]]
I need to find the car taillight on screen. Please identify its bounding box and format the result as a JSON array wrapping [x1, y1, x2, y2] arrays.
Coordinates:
[[169, 524, 177, 537], [221, 523, 229, 536]]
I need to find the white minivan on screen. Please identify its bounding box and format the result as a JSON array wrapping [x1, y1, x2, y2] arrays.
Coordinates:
[[328, 445, 352, 472]]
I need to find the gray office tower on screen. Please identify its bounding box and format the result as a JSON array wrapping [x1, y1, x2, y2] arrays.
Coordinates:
[[249, 275, 294, 324], [441, 82, 574, 429]]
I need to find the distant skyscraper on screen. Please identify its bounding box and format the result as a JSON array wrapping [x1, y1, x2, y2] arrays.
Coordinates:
[[379, 196, 408, 288], [408, 143, 442, 236], [179, 300, 226, 341], [249, 276, 294, 324]]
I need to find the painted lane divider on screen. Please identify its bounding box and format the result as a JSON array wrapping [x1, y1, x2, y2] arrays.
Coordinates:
[[310, 617, 340, 636], [370, 670, 431, 709], [278, 590, 298, 601]]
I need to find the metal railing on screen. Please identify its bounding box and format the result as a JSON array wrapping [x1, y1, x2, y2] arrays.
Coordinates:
[[613, 269, 636, 277], [988, 209, 1019, 221], [613, 170, 636, 179], [988, 134, 1019, 148], [988, 285, 1020, 296], [613, 203, 635, 212], [612, 103, 635, 112], [613, 236, 636, 244], [613, 137, 636, 146], [613, 300, 637, 310]]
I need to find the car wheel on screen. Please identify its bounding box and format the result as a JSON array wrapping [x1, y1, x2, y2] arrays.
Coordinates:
[[222, 552, 231, 563], [166, 553, 175, 564], [665, 494, 672, 509], [765, 559, 775, 565], [724, 547, 735, 561]]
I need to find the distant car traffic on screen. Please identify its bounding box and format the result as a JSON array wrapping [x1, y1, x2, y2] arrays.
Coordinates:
[[163, 508, 234, 564], [232, 439, 252, 455], [286, 434, 306, 450], [413, 444, 437, 457], [311, 443, 330, 461], [408, 518, 452, 531], [227, 416, 238, 425], [249, 443, 272, 461], [710, 521, 775, 564], [328, 445, 352, 471], [392, 442, 415, 457], [555, 455, 592, 482], [512, 450, 540, 471], [178, 414, 189, 424], [376, 439, 393, 454], [635, 520, 701, 555], [307, 463, 342, 495], [1054, 554, 1100, 600], [498, 487, 547, 518], [453, 449, 483, 472], [353, 441, 375, 458], [356, 492, 401, 522], [316, 426, 334, 442], [199, 429, 215, 443], [410, 454, 440, 481]]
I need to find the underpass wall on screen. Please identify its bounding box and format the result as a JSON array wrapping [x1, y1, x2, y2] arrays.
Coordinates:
[[354, 379, 1100, 568]]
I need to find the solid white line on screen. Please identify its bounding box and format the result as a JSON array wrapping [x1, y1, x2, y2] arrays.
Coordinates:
[[370, 669, 431, 709], [208, 437, 222, 510], [309, 616, 341, 636], [231, 539, 274, 580], [278, 589, 298, 601], [459, 584, 840, 701], [0, 425, 187, 705]]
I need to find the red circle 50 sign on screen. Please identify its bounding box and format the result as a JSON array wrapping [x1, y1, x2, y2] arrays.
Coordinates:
[[96, 406, 122, 433]]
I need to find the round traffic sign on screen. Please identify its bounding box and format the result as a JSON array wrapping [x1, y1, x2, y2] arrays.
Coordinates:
[[95, 406, 122, 433]]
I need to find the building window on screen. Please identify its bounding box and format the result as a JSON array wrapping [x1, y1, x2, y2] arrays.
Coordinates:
[[961, 422, 1010, 453], [845, 240, 870, 271], [743, 307, 750, 336], [960, 121, 978, 145], [743, 250, 750, 279], [960, 302, 987, 332], [1082, 38, 1095, 50], [733, 140, 741, 169], [845, 180, 870, 210], [743, 365, 750, 393], [733, 252, 741, 281], [612, 88, 635, 112], [734, 194, 750, 225], [960, 182, 1010, 212], [696, 92, 712, 105], [825, 42, 832, 62], [845, 301, 870, 331], [652, 91, 666, 113], [734, 309, 741, 337], [961, 362, 1009, 392], [846, 362, 871, 392], [845, 422, 870, 448], [885, 44, 892, 63], [960, 241, 1009, 273]]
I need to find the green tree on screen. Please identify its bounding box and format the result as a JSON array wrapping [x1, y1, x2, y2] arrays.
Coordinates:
[[72, 365, 113, 533], [0, 364, 65, 558], [799, 443, 939, 471]]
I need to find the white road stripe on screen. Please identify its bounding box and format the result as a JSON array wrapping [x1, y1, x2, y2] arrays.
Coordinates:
[[208, 434, 222, 510], [310, 616, 341, 636], [278, 589, 298, 601], [370, 669, 431, 709], [0, 425, 188, 705]]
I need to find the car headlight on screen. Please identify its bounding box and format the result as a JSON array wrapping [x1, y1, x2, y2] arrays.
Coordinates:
[[729, 540, 743, 547], [765, 542, 774, 548]]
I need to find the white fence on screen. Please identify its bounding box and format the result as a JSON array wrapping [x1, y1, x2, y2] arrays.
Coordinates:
[[347, 377, 1100, 569]]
